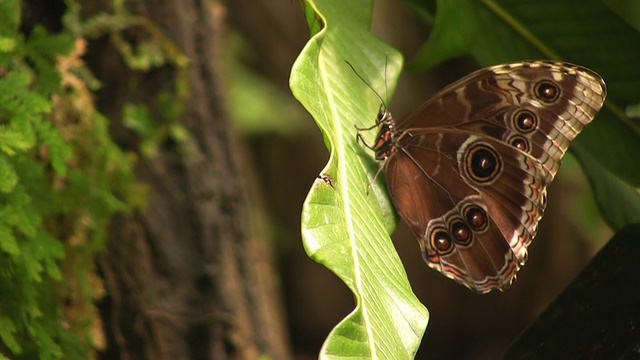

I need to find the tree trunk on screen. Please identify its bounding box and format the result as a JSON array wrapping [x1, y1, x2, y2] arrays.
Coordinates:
[[89, 1, 291, 359]]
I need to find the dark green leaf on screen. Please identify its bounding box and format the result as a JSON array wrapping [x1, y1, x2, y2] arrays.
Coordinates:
[[572, 143, 640, 231]]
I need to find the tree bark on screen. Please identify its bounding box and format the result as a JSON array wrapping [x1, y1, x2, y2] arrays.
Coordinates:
[[91, 1, 291, 359]]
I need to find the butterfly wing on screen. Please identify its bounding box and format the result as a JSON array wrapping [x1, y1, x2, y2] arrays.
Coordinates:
[[385, 61, 606, 293], [397, 61, 606, 180], [387, 131, 547, 293]]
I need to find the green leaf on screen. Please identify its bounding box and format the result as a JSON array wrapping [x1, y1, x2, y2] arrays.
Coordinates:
[[291, 0, 429, 358], [0, 127, 33, 156], [626, 102, 640, 119], [602, 0, 640, 32], [0, 155, 18, 193], [572, 144, 640, 231], [0, 316, 21, 354], [122, 103, 154, 136], [26, 26, 73, 96], [0, 223, 20, 255], [226, 31, 307, 137], [408, 0, 478, 70], [0, 36, 17, 53], [35, 121, 71, 176], [0, 0, 20, 35]]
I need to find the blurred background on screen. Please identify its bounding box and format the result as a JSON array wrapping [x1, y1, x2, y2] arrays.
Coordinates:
[[225, 0, 610, 358]]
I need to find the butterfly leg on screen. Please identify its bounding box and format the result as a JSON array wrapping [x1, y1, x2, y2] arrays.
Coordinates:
[[355, 124, 377, 150]]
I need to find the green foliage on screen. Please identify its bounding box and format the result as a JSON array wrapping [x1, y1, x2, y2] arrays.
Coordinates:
[[293, 0, 640, 359], [226, 31, 308, 137], [122, 98, 188, 158], [0, 0, 190, 357], [0, 0, 139, 358], [64, 0, 190, 160]]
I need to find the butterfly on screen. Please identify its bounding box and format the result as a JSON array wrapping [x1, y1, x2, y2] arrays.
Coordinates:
[[361, 61, 606, 293]]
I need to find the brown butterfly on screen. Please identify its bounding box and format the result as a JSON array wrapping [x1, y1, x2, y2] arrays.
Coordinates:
[[361, 61, 606, 293]]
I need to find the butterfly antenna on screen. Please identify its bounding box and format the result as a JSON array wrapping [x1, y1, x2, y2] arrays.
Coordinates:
[[383, 52, 390, 107], [344, 60, 387, 109]]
